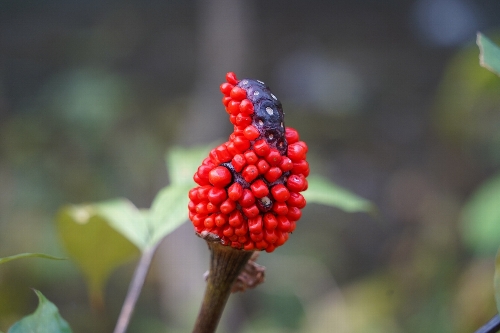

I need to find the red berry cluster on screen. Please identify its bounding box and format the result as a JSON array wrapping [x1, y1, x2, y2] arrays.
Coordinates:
[[188, 72, 309, 252]]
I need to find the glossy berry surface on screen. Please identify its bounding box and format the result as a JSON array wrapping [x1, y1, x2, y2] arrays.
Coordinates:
[[188, 72, 309, 252]]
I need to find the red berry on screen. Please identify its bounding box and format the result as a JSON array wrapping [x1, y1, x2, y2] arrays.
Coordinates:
[[279, 156, 293, 172], [222, 96, 231, 106], [196, 201, 209, 215], [264, 229, 278, 244], [208, 187, 227, 205], [248, 216, 263, 234], [234, 223, 248, 236], [285, 127, 299, 144], [272, 202, 288, 215], [226, 72, 238, 85], [227, 100, 240, 115], [230, 87, 247, 101], [220, 198, 237, 214], [239, 99, 254, 115], [223, 225, 234, 237], [197, 185, 211, 201], [209, 166, 232, 188], [188, 188, 198, 201], [220, 83, 234, 95], [214, 213, 227, 227], [250, 179, 269, 198], [277, 216, 291, 232], [243, 242, 255, 251], [291, 160, 309, 175], [193, 172, 209, 186], [287, 192, 306, 208], [264, 167, 282, 183], [265, 244, 276, 253], [254, 139, 270, 156], [231, 154, 246, 172], [255, 240, 269, 250], [243, 125, 260, 140], [286, 174, 306, 192], [244, 150, 258, 164], [250, 232, 264, 242], [188, 200, 196, 212], [242, 165, 259, 183], [215, 145, 232, 163], [287, 206, 302, 221], [227, 182, 243, 201], [229, 115, 237, 125], [226, 142, 239, 157], [206, 202, 219, 213], [197, 164, 212, 180], [271, 184, 290, 202], [263, 213, 278, 230], [238, 189, 255, 207], [236, 114, 252, 127], [204, 216, 215, 229], [257, 159, 270, 174], [233, 136, 251, 152], [265, 149, 281, 166], [229, 210, 244, 227], [242, 204, 260, 218], [192, 214, 206, 227], [287, 143, 307, 162]]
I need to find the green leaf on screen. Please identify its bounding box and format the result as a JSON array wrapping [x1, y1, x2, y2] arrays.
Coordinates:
[[148, 183, 192, 247], [57, 203, 141, 309], [477, 33, 500, 76], [304, 175, 376, 215], [0, 253, 65, 266], [165, 144, 214, 185], [461, 172, 500, 256], [91, 199, 150, 251], [7, 289, 72, 333]]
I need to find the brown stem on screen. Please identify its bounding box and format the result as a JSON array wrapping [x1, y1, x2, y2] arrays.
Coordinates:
[[192, 241, 254, 333]]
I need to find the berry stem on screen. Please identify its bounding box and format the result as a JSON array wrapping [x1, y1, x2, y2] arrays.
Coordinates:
[[192, 241, 254, 333]]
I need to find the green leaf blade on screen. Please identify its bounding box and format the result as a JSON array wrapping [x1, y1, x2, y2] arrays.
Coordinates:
[[148, 184, 192, 247], [460, 172, 500, 256], [0, 253, 65, 266], [56, 203, 141, 309], [477, 33, 500, 76], [304, 175, 376, 215], [7, 290, 73, 333]]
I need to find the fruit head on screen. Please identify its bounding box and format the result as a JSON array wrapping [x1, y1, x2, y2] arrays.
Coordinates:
[[189, 72, 309, 253]]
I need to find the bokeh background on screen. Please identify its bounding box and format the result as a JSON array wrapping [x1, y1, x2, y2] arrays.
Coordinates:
[[2, 0, 500, 332]]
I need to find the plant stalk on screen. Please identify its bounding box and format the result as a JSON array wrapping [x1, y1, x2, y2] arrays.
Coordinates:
[[113, 245, 157, 333], [192, 241, 254, 333], [474, 314, 500, 333]]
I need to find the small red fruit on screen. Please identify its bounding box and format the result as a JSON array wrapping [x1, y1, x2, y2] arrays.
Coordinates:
[[209, 166, 232, 188], [250, 179, 269, 198]]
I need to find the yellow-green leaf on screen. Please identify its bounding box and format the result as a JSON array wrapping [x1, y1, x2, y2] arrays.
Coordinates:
[[148, 183, 192, 247], [0, 253, 65, 266], [304, 175, 376, 215], [57, 203, 141, 309], [7, 290, 72, 333]]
